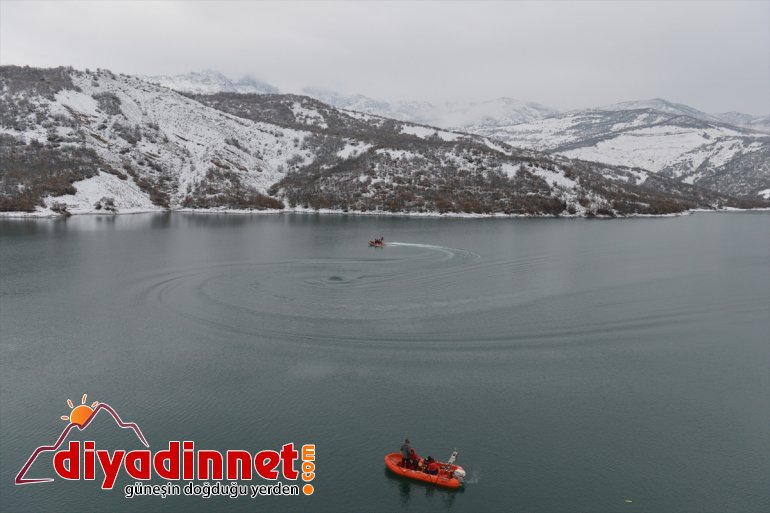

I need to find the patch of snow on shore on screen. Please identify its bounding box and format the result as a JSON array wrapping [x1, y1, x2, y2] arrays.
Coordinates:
[[43, 172, 160, 213]]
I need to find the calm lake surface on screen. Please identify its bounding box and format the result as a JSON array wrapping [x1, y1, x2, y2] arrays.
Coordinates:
[[1, 212, 768, 513]]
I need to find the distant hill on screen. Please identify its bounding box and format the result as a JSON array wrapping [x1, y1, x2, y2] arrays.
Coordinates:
[[593, 98, 722, 122], [301, 87, 559, 129], [713, 111, 770, 132], [463, 103, 769, 199], [143, 69, 279, 95]]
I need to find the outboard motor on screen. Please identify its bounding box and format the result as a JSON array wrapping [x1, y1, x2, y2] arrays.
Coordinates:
[[447, 449, 465, 482]]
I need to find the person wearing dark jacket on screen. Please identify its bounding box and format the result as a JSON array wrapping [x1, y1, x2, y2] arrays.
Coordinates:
[[400, 439, 412, 468]]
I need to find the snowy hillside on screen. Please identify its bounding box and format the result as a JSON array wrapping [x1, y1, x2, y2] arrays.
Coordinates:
[[592, 99, 769, 133], [1, 66, 308, 213], [465, 107, 769, 198], [0, 66, 761, 217]]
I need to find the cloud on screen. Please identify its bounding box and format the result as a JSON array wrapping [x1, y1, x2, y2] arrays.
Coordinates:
[[1, 0, 768, 113]]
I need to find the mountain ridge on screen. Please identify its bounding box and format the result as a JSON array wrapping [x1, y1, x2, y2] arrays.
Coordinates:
[[135, 70, 770, 133], [0, 65, 765, 218]]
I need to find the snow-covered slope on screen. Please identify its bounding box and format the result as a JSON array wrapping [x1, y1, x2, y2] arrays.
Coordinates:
[[466, 106, 769, 198], [300, 92, 768, 197], [143, 70, 279, 95], [559, 124, 745, 171]]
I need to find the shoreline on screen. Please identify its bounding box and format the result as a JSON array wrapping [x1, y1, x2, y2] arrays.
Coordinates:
[[1, 206, 768, 221]]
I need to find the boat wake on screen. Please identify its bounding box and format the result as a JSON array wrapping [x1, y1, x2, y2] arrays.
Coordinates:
[[386, 242, 480, 260]]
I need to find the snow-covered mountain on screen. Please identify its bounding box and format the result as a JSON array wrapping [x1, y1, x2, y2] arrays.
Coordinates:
[[193, 91, 745, 215], [143, 69, 279, 95], [440, 98, 560, 128], [301, 87, 431, 123], [590, 99, 769, 132], [139, 69, 769, 136], [465, 104, 769, 198], [713, 111, 770, 132], [141, 70, 769, 136], [302, 87, 558, 129], [593, 98, 721, 122], [3, 66, 747, 217]]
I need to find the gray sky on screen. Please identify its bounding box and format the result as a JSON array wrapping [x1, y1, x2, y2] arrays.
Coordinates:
[[1, 0, 768, 114]]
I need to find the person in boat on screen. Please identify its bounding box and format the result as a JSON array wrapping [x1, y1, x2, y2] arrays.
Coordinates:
[[426, 457, 440, 475], [400, 439, 412, 468], [409, 448, 420, 469]]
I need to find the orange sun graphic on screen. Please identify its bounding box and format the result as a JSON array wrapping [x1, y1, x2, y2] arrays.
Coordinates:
[[60, 393, 99, 427]]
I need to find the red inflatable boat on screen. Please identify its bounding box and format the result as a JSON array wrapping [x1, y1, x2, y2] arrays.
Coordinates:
[[384, 452, 465, 489], [369, 240, 385, 247]]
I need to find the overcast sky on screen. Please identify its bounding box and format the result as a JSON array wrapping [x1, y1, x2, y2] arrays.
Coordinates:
[[1, 0, 768, 114]]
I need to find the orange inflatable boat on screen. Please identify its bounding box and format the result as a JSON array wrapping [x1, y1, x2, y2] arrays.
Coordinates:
[[384, 452, 466, 489]]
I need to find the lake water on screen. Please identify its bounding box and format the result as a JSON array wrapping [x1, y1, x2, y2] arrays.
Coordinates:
[[1, 212, 768, 512]]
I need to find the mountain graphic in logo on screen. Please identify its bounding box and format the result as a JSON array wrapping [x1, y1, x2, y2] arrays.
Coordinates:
[[15, 394, 148, 485]]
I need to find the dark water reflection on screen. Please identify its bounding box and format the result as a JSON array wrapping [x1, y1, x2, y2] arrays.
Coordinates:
[[1, 212, 768, 513]]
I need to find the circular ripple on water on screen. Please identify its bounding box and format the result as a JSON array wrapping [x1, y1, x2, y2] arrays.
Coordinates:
[[128, 242, 723, 351], [129, 243, 505, 347]]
